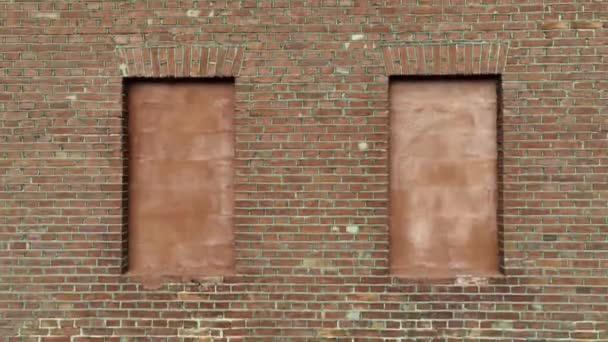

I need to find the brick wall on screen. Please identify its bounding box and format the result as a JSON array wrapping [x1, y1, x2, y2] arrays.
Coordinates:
[[1, 1, 607, 340]]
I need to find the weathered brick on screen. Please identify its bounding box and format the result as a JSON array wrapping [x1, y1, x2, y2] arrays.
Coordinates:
[[0, 0, 606, 340]]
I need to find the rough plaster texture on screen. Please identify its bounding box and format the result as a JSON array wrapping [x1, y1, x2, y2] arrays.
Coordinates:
[[128, 81, 235, 278], [389, 79, 499, 277]]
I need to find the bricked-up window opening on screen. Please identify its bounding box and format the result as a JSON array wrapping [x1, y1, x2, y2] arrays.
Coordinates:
[[125, 79, 235, 277], [389, 77, 501, 278]]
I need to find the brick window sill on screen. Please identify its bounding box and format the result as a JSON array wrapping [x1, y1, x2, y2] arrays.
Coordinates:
[[122, 272, 232, 289], [390, 272, 506, 286]]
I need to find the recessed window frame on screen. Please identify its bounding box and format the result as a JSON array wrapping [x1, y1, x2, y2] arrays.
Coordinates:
[[388, 75, 505, 279], [121, 77, 236, 279]]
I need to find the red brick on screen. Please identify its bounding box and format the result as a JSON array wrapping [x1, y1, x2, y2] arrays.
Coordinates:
[[0, 1, 605, 340]]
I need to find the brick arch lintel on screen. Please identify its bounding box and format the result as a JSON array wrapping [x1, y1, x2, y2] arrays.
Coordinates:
[[383, 41, 510, 75], [116, 45, 245, 78]]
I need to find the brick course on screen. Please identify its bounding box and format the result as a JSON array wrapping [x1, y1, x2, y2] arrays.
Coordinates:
[[1, 0, 607, 340]]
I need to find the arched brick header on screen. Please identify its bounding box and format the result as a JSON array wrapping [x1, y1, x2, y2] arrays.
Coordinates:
[[383, 42, 509, 75], [116, 45, 244, 77]]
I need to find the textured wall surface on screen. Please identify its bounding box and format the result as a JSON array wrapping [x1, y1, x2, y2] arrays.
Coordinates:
[[389, 79, 499, 278], [128, 81, 235, 280], [1, 1, 607, 341]]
